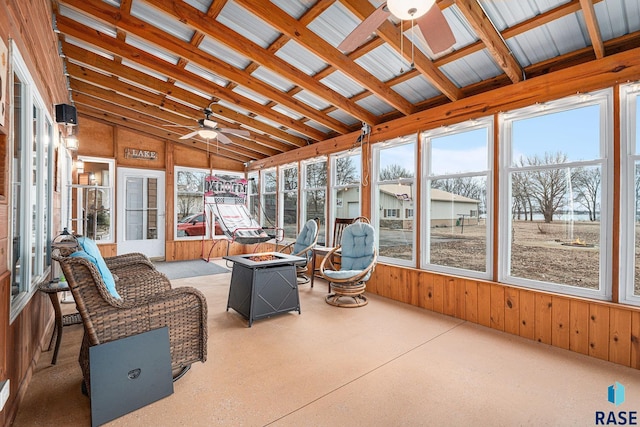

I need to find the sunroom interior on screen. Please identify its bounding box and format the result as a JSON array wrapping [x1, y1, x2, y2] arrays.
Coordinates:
[[2, 0, 640, 425]]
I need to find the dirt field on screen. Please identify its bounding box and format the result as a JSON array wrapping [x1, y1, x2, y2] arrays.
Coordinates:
[[379, 220, 627, 292]]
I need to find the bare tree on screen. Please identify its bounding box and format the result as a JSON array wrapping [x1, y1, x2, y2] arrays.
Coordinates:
[[527, 152, 569, 223], [335, 156, 358, 185], [573, 167, 600, 221], [380, 164, 413, 180], [431, 176, 484, 200], [176, 171, 205, 217]]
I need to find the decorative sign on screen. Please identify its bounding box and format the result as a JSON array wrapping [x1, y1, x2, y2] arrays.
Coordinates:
[[204, 174, 247, 202], [124, 148, 157, 160], [0, 38, 8, 127]]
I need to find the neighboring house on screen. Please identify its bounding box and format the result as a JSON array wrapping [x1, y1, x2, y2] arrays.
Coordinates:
[[377, 185, 480, 229]]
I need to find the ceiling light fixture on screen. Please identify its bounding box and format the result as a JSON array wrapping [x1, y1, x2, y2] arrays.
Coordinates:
[[386, 0, 435, 21], [198, 129, 218, 139]]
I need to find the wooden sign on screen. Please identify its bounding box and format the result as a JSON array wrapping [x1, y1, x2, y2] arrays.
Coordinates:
[[124, 148, 157, 160]]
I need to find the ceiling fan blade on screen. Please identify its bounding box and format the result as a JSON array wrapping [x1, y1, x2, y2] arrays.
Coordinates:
[[216, 133, 234, 145], [338, 3, 391, 53], [218, 128, 250, 137], [416, 5, 456, 54], [180, 131, 200, 140]]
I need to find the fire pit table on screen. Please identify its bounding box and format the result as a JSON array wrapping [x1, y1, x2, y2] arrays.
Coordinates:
[[223, 252, 305, 327]]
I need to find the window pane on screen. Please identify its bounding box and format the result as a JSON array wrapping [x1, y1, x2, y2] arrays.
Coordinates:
[[283, 192, 297, 238], [635, 161, 640, 296], [509, 166, 601, 289], [306, 189, 325, 245], [263, 193, 276, 226], [176, 170, 206, 237], [429, 177, 487, 271], [334, 188, 359, 218], [11, 72, 24, 300], [378, 183, 414, 261], [282, 167, 297, 191], [512, 105, 600, 164], [264, 170, 276, 192], [379, 144, 415, 179], [306, 161, 326, 187], [335, 154, 360, 185], [431, 128, 487, 175]]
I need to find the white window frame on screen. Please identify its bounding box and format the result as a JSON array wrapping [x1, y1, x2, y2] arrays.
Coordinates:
[[421, 118, 494, 280], [372, 136, 417, 267], [10, 42, 54, 323], [620, 82, 640, 305], [498, 89, 613, 300], [174, 166, 209, 240], [261, 167, 277, 228], [75, 156, 115, 243]]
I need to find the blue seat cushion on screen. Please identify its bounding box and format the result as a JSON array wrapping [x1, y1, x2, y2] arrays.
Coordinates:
[[73, 237, 121, 299], [323, 269, 371, 282], [293, 219, 318, 256]]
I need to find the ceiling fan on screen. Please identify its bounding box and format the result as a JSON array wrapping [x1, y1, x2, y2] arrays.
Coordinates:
[[178, 108, 250, 144], [338, 0, 456, 55]]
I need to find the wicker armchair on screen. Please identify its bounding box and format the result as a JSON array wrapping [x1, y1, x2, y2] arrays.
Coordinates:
[[319, 220, 377, 307], [53, 252, 208, 395], [278, 218, 319, 284]]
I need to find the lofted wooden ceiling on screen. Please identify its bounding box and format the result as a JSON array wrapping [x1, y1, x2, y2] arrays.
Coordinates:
[[51, 0, 640, 165]]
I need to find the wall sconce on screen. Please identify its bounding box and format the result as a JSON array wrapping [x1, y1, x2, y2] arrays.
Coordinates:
[[65, 135, 79, 151]]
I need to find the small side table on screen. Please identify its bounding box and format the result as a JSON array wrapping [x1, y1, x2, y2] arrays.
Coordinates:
[[310, 247, 334, 292], [39, 281, 82, 365]]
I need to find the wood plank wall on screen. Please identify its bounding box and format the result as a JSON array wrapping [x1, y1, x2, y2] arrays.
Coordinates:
[[366, 265, 640, 369], [0, 0, 71, 425]]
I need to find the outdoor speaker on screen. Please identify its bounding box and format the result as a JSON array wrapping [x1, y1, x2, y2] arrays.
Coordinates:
[[55, 103, 77, 125]]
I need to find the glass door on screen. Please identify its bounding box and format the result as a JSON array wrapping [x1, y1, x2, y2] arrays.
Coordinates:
[[117, 167, 165, 258]]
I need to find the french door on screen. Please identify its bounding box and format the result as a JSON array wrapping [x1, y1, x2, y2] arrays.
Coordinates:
[[116, 168, 165, 258]]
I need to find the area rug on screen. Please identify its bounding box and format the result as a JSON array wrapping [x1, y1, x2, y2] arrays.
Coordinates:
[[153, 260, 229, 280]]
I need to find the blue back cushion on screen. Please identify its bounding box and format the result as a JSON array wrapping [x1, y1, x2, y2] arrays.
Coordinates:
[[73, 237, 121, 299], [293, 219, 318, 255], [340, 222, 375, 271]]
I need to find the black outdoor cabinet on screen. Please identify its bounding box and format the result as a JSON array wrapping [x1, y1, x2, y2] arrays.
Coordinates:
[[224, 253, 304, 327]]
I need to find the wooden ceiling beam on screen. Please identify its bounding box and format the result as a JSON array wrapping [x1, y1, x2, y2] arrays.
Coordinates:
[[579, 0, 605, 59], [340, 0, 462, 101], [235, 0, 416, 116], [68, 76, 280, 159], [455, 0, 524, 84], [150, 0, 380, 127], [55, 17, 325, 143], [59, 0, 350, 135], [74, 99, 255, 164], [62, 42, 297, 152]]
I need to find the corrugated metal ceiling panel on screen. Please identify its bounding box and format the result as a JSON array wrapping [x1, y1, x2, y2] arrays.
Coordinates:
[[356, 94, 395, 116], [232, 86, 271, 106], [275, 40, 328, 76], [217, 1, 281, 48], [125, 34, 180, 65], [270, 0, 317, 20], [251, 66, 296, 93], [328, 109, 361, 127], [307, 2, 362, 49], [59, 4, 117, 38], [198, 35, 252, 70], [182, 0, 213, 14], [356, 44, 405, 82], [293, 90, 332, 111], [392, 75, 441, 104], [440, 49, 504, 87], [183, 62, 229, 87], [65, 37, 114, 61], [321, 71, 366, 99], [131, 0, 194, 43], [121, 59, 169, 82]]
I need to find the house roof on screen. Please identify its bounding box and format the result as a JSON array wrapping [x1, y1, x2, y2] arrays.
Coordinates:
[[51, 0, 640, 164]]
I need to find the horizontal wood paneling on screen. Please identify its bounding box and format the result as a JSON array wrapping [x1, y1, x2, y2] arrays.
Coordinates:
[[368, 265, 640, 370]]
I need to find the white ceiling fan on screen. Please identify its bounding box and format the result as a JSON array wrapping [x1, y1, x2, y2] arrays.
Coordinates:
[[179, 108, 250, 144], [339, 0, 456, 54]]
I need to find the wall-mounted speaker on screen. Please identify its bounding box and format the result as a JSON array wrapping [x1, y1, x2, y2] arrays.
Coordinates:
[[55, 103, 77, 125]]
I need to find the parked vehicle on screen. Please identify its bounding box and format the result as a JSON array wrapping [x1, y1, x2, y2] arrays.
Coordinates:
[[177, 212, 224, 236]]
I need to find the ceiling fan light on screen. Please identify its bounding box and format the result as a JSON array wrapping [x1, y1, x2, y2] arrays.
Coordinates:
[[386, 0, 435, 20], [198, 129, 218, 139]]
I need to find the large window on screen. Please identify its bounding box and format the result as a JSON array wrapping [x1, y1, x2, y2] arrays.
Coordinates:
[[620, 82, 640, 305], [279, 163, 298, 240], [330, 150, 361, 242], [11, 44, 54, 321], [175, 167, 207, 239], [500, 90, 612, 299], [422, 119, 492, 277], [302, 157, 327, 245], [373, 136, 416, 265]]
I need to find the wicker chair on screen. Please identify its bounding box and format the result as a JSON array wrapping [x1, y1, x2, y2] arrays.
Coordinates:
[[319, 219, 377, 307], [278, 218, 319, 284], [53, 252, 208, 395]]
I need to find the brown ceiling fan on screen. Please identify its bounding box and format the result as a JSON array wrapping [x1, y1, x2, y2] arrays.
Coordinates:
[[178, 108, 250, 144], [338, 0, 456, 54]]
